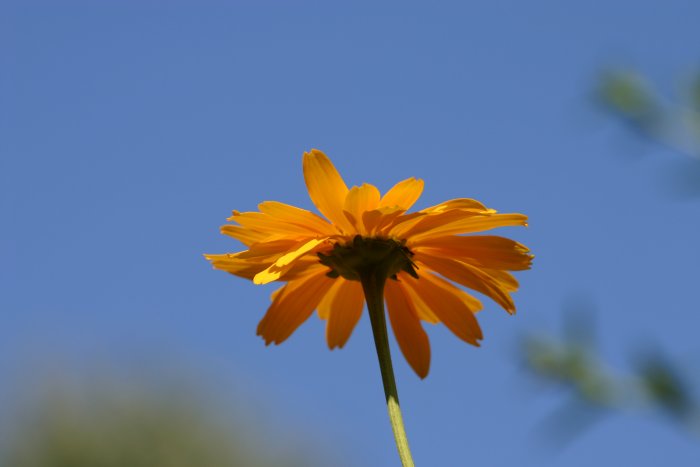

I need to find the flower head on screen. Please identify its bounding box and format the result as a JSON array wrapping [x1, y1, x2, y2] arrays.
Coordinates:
[[206, 149, 532, 378]]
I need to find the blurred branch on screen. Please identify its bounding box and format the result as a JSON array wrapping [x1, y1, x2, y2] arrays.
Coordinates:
[[522, 312, 700, 442], [598, 68, 700, 159]]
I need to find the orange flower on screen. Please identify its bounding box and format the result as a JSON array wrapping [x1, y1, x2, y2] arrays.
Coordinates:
[[206, 149, 532, 378]]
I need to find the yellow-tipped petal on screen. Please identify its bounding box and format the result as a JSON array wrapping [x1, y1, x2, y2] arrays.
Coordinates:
[[256, 269, 335, 345], [282, 258, 328, 282], [204, 253, 271, 280], [236, 238, 302, 259], [379, 177, 424, 211], [302, 149, 355, 233], [344, 183, 381, 234], [385, 280, 431, 379], [253, 238, 329, 284]]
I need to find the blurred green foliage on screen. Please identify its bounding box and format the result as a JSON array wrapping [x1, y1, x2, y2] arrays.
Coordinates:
[[522, 67, 700, 443], [523, 317, 700, 439], [599, 71, 660, 128], [598, 68, 700, 158], [524, 336, 617, 407], [0, 377, 319, 467]]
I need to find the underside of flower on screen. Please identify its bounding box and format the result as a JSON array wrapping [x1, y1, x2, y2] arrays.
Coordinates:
[[318, 235, 419, 282], [206, 149, 532, 378]]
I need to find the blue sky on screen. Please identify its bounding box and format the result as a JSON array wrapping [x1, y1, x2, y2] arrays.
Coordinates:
[[2, 1, 700, 465]]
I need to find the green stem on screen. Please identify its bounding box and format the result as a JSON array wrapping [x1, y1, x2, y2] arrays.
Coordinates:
[[361, 273, 415, 467]]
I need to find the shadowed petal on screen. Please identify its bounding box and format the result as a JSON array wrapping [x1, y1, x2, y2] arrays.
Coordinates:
[[344, 184, 381, 234], [412, 235, 533, 271], [320, 279, 365, 349], [400, 272, 483, 345], [362, 206, 405, 236], [257, 269, 335, 345], [385, 280, 431, 378], [417, 254, 516, 313]]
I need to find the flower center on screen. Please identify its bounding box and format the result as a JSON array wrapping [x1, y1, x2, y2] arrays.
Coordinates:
[[318, 235, 419, 282]]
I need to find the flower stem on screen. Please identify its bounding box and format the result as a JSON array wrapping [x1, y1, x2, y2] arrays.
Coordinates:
[[361, 273, 415, 467]]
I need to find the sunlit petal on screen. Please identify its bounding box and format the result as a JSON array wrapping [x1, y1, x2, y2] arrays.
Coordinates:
[[254, 238, 329, 284], [379, 177, 424, 211], [302, 149, 355, 233]]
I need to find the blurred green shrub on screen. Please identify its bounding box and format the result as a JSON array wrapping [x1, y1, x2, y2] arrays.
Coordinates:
[[1, 377, 318, 467]]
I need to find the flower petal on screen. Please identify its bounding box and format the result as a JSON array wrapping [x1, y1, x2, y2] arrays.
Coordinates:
[[481, 268, 519, 292], [407, 212, 529, 242], [396, 280, 439, 324], [400, 272, 483, 345], [384, 280, 431, 379], [344, 184, 381, 234], [220, 225, 269, 246], [412, 235, 533, 271], [362, 206, 405, 236], [204, 253, 270, 280], [254, 238, 329, 284], [236, 238, 303, 259], [256, 269, 335, 345], [417, 254, 516, 313], [258, 201, 337, 235], [421, 198, 494, 214], [319, 279, 364, 349], [386, 211, 430, 238], [282, 258, 328, 281], [229, 210, 322, 239], [302, 149, 355, 233], [379, 177, 424, 211]]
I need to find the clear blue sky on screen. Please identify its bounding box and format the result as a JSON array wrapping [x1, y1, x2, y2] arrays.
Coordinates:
[[2, 1, 700, 465]]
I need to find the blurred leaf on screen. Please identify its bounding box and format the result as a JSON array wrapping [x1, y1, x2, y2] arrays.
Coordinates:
[[598, 70, 658, 126], [523, 335, 616, 407], [690, 75, 700, 112], [636, 354, 693, 421]]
